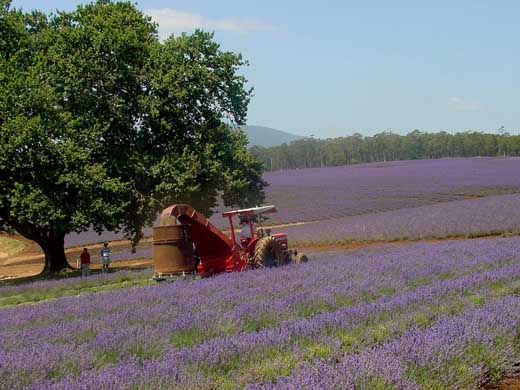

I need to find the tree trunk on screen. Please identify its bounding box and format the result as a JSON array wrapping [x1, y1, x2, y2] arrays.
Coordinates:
[[40, 233, 70, 273], [7, 221, 71, 274]]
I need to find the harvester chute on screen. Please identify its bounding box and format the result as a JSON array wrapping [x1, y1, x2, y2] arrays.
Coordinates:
[[158, 204, 245, 276]]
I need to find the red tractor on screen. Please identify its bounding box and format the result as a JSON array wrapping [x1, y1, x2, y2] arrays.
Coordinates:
[[153, 204, 308, 279]]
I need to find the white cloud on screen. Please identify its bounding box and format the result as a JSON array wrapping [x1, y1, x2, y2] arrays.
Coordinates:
[[447, 96, 482, 112], [144, 8, 274, 36]]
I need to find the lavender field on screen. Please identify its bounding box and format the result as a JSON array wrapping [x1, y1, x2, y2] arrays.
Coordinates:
[[83, 191, 520, 264], [2, 237, 520, 389], [64, 157, 520, 248], [263, 157, 520, 224], [285, 193, 520, 244]]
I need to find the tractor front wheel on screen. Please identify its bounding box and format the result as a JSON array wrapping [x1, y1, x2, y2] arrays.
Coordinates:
[[251, 237, 285, 268], [293, 252, 309, 264]]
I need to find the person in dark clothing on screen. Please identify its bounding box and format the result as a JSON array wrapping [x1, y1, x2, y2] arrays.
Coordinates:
[[80, 248, 91, 277]]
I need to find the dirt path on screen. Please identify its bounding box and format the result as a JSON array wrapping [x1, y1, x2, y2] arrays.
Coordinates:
[[0, 257, 153, 280], [0, 218, 336, 280], [0, 233, 155, 279], [2, 230, 512, 280], [500, 377, 520, 390], [487, 375, 520, 390]]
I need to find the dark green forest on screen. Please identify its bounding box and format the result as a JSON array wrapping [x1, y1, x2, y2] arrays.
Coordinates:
[[250, 130, 520, 171]]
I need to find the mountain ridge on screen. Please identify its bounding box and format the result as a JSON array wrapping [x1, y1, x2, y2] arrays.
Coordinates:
[[242, 125, 305, 147]]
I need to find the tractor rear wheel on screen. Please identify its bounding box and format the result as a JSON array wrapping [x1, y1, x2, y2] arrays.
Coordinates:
[[293, 252, 309, 264], [251, 237, 285, 268]]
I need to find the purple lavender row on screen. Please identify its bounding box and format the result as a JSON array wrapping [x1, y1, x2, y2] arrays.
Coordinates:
[[64, 157, 520, 246], [5, 234, 517, 296], [3, 237, 517, 332], [262, 157, 520, 225], [248, 294, 520, 390], [0, 269, 149, 295], [20, 254, 520, 389], [283, 193, 520, 244], [3, 237, 520, 388], [29, 260, 520, 388], [1, 238, 517, 359]]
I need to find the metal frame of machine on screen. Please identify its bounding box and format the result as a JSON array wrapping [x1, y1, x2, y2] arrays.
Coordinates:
[[153, 204, 306, 279]]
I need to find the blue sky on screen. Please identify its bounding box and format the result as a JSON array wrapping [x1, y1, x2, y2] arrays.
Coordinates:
[[10, 0, 520, 137]]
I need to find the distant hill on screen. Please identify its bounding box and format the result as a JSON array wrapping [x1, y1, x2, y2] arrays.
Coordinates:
[[242, 125, 305, 147]]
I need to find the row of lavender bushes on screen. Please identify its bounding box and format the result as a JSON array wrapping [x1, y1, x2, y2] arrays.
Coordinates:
[[63, 192, 520, 265], [2, 237, 520, 389], [64, 157, 520, 247]]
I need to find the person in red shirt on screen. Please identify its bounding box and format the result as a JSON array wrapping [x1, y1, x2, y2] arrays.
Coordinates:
[[80, 248, 91, 277]]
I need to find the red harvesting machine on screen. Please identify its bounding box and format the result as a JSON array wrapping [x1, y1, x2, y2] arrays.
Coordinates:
[[152, 204, 307, 280]]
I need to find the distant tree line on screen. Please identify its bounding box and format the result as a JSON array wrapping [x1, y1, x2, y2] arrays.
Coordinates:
[[250, 130, 520, 171]]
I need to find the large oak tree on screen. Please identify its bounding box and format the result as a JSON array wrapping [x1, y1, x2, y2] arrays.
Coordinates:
[[0, 0, 265, 272]]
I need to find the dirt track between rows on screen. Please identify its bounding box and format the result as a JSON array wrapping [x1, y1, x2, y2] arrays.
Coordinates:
[[1, 231, 509, 280], [0, 219, 326, 278], [502, 378, 520, 390], [487, 375, 520, 390]]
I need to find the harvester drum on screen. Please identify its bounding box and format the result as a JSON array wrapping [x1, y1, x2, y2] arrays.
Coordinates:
[[152, 225, 195, 275]]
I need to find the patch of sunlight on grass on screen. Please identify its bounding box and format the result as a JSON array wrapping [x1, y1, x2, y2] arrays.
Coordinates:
[[0, 273, 151, 308], [170, 327, 207, 348], [0, 236, 29, 256]]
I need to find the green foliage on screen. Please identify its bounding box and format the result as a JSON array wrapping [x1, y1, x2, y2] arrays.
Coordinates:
[[252, 129, 520, 171], [0, 235, 28, 256], [0, 1, 264, 272], [356, 377, 397, 390], [45, 360, 82, 380], [412, 312, 435, 328], [169, 327, 207, 348], [129, 342, 162, 360], [407, 340, 511, 389], [293, 300, 335, 318], [410, 276, 433, 288], [0, 271, 150, 307], [95, 348, 120, 366], [242, 311, 281, 332], [467, 294, 486, 305]]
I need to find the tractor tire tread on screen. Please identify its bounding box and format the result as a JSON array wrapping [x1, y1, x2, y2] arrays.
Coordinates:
[[251, 236, 284, 268]]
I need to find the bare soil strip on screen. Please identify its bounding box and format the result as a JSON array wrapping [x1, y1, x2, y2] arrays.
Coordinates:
[[1, 231, 513, 280], [486, 375, 520, 390], [0, 258, 153, 280], [500, 377, 520, 390]]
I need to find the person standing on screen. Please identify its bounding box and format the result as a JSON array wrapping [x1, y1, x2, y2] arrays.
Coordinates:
[[239, 218, 254, 239], [100, 242, 111, 274], [80, 248, 91, 277]]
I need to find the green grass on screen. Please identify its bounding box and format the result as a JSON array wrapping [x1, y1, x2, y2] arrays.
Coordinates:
[[170, 327, 207, 348], [0, 236, 29, 256], [293, 231, 520, 249], [0, 271, 151, 308]]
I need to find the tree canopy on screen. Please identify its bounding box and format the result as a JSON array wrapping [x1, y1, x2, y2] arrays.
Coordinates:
[[252, 130, 520, 171], [0, 0, 265, 272]]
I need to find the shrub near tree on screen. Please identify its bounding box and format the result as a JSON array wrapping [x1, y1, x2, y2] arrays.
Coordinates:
[[0, 0, 265, 273]]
